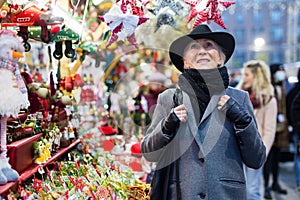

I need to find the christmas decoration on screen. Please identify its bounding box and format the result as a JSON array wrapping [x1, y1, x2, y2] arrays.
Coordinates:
[[184, 0, 235, 29], [150, 0, 185, 16], [150, 0, 187, 31], [0, 30, 29, 185], [6, 152, 149, 199], [98, 4, 149, 48], [154, 7, 177, 32], [21, 71, 49, 114], [0, 0, 64, 51], [117, 0, 146, 17]]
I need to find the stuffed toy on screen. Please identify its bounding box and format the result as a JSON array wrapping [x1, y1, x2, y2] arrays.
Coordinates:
[[0, 29, 29, 185], [36, 71, 72, 130], [21, 71, 49, 114]]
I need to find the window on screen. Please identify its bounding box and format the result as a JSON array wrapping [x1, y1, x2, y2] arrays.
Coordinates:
[[270, 9, 281, 24], [252, 27, 264, 38], [297, 48, 300, 61], [235, 29, 246, 43], [253, 11, 262, 23], [298, 26, 300, 43], [270, 27, 284, 42], [270, 50, 284, 63], [236, 13, 244, 24], [232, 52, 246, 68]]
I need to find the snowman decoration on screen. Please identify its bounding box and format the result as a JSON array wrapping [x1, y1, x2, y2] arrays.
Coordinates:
[[0, 30, 29, 185]]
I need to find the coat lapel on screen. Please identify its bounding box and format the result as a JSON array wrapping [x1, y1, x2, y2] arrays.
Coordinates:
[[200, 93, 223, 124], [184, 91, 226, 156], [201, 93, 227, 155], [183, 91, 198, 138]]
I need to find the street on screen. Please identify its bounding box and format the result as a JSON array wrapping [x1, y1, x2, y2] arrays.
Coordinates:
[[261, 162, 299, 200]]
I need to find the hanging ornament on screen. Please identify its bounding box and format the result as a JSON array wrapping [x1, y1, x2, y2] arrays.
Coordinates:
[[24, 0, 52, 10], [150, 0, 185, 16], [154, 7, 177, 32], [127, 33, 139, 48], [118, 0, 146, 17], [149, 0, 184, 32], [184, 0, 235, 29], [98, 4, 149, 48], [69, 0, 81, 15], [149, 0, 188, 32]]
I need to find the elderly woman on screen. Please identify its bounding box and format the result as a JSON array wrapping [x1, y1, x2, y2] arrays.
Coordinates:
[[141, 24, 266, 200]]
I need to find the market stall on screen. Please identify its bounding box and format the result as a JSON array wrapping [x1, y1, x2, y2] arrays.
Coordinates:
[[0, 0, 234, 199]]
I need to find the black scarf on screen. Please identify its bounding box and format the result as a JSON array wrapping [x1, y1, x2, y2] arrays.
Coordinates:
[[178, 66, 230, 121]]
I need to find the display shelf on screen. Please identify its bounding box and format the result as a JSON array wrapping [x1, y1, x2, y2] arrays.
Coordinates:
[[7, 113, 28, 123], [7, 133, 43, 173], [7, 133, 43, 148], [0, 138, 81, 196]]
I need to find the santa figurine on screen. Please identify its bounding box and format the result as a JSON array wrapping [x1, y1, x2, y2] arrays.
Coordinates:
[[0, 29, 29, 185]]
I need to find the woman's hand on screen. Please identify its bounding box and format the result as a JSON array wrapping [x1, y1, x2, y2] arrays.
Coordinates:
[[218, 95, 252, 129], [174, 104, 188, 122], [217, 95, 230, 110]]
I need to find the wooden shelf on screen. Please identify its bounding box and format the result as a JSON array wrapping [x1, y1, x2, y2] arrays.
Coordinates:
[[0, 138, 81, 196], [7, 133, 43, 173], [7, 112, 28, 124], [7, 133, 43, 148]]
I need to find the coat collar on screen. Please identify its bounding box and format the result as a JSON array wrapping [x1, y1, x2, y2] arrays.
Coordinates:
[[183, 90, 226, 155], [183, 91, 225, 126]]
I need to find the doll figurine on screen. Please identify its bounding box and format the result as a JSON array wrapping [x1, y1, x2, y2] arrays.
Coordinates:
[[0, 30, 29, 185]]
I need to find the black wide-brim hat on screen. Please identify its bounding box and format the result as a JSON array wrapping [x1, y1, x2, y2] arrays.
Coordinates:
[[169, 24, 235, 72]]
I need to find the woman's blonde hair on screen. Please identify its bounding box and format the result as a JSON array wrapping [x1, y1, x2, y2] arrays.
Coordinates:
[[236, 60, 274, 106]]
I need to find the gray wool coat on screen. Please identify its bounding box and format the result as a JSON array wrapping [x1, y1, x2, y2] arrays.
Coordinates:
[[141, 87, 266, 200]]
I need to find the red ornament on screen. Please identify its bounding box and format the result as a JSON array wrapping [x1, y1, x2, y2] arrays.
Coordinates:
[[118, 0, 145, 16], [102, 139, 115, 151], [184, 0, 235, 29], [98, 4, 149, 48], [129, 161, 142, 171]]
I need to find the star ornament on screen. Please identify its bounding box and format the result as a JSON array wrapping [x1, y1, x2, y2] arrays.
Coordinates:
[[118, 0, 146, 17], [155, 7, 177, 32], [151, 0, 185, 16], [98, 4, 149, 48], [184, 0, 235, 29]]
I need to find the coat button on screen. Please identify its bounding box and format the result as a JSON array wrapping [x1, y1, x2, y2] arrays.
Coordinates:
[[199, 158, 205, 163], [200, 192, 206, 199]]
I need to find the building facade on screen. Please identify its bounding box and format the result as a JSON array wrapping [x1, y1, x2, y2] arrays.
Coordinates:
[[218, 0, 300, 68]]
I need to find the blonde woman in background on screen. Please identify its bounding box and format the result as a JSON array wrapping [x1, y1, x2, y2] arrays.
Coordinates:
[[263, 64, 288, 199], [236, 60, 277, 200]]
